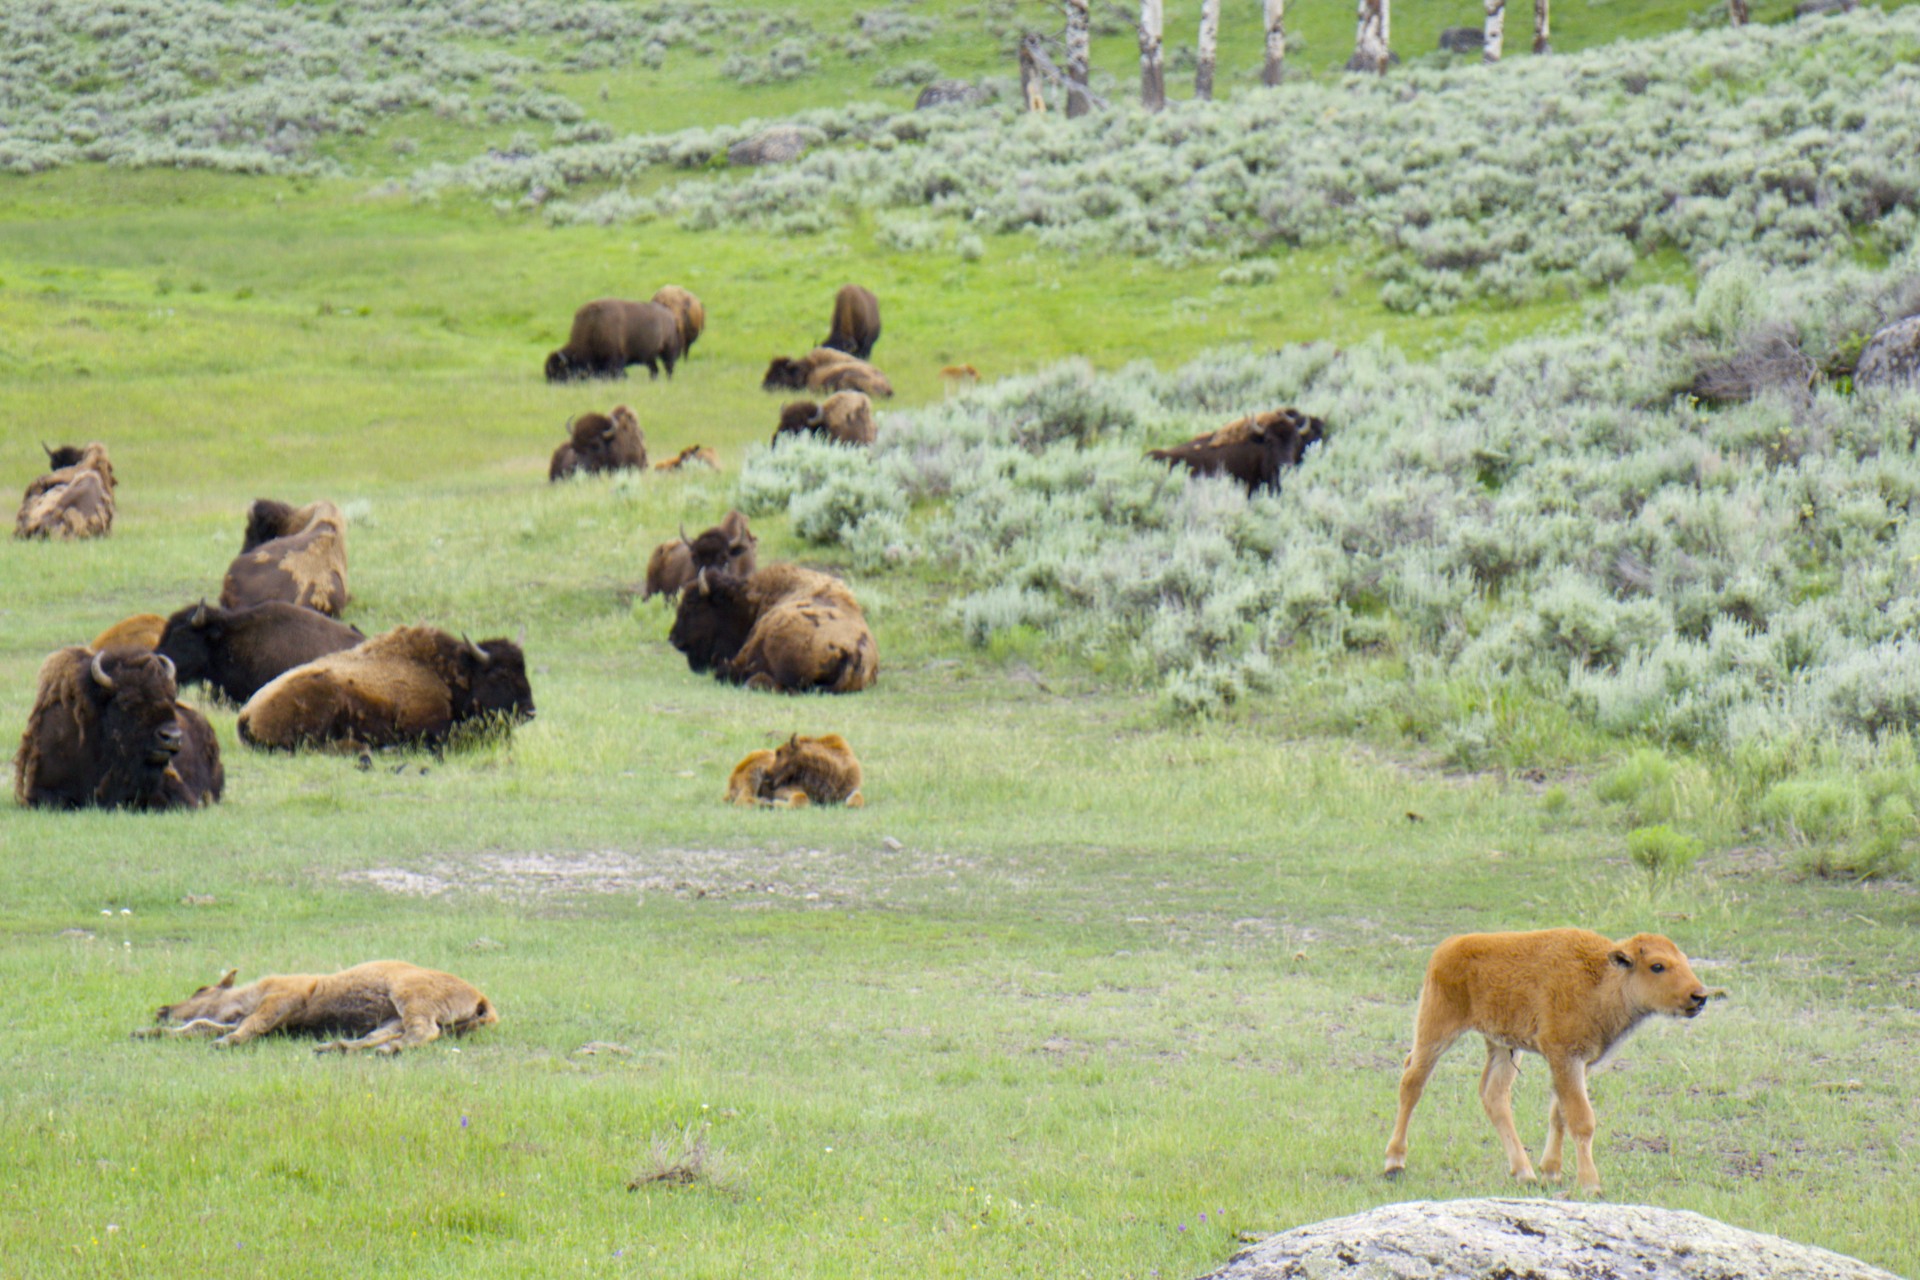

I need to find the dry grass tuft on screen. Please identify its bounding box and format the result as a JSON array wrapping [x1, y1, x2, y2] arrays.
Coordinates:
[[627, 1123, 736, 1192]]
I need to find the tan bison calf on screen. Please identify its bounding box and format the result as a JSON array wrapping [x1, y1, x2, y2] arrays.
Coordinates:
[[651, 285, 706, 359], [1383, 928, 1711, 1195], [221, 498, 349, 617], [726, 733, 865, 807], [653, 444, 721, 472], [136, 961, 498, 1054], [15, 442, 116, 540]]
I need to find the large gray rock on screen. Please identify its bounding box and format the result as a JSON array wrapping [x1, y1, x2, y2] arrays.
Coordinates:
[[1197, 1199, 1900, 1280], [1438, 27, 1486, 53], [915, 79, 987, 110], [726, 126, 810, 167], [1855, 315, 1920, 390]]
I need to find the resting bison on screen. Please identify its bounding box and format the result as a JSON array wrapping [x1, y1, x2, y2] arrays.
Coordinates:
[[221, 498, 349, 617], [822, 284, 882, 360], [643, 510, 758, 601], [1383, 928, 1712, 1195], [726, 733, 865, 807], [1147, 408, 1326, 495], [762, 348, 894, 398], [773, 391, 876, 447], [157, 600, 365, 705], [237, 625, 534, 752], [651, 285, 706, 360], [15, 441, 116, 540], [90, 613, 167, 653], [136, 961, 497, 1054], [670, 563, 878, 694], [550, 405, 647, 481], [13, 647, 223, 811], [545, 299, 681, 382], [654, 444, 720, 472]]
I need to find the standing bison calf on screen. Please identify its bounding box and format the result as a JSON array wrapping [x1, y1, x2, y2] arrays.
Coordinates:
[[546, 299, 681, 382], [671, 563, 878, 694], [222, 498, 349, 617], [1383, 928, 1711, 1195], [15, 442, 116, 540], [822, 284, 882, 360], [1148, 408, 1325, 495], [136, 961, 498, 1054], [157, 599, 365, 704], [550, 405, 647, 480]]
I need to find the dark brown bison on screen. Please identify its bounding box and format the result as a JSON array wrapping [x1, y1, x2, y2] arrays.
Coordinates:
[[823, 284, 881, 360], [651, 286, 706, 360], [772, 391, 876, 447], [670, 562, 878, 694], [236, 625, 534, 752], [550, 405, 647, 481], [221, 499, 349, 617], [762, 348, 894, 398], [726, 733, 866, 807], [1147, 408, 1326, 495], [156, 600, 365, 705], [545, 299, 681, 383], [643, 510, 758, 601], [14, 647, 224, 810], [15, 441, 116, 540], [653, 444, 720, 471]]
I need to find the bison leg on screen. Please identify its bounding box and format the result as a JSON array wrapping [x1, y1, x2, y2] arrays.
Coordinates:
[[1383, 1027, 1458, 1176], [316, 1019, 405, 1054], [134, 1018, 238, 1039], [1546, 1056, 1603, 1193], [213, 993, 301, 1046], [1541, 1090, 1568, 1178], [1478, 1040, 1537, 1180], [375, 1009, 448, 1054]]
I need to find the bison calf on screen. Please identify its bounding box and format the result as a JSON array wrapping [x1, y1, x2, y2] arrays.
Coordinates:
[[762, 348, 894, 398], [643, 510, 758, 601], [822, 284, 882, 360], [15, 441, 116, 540], [222, 498, 349, 617], [137, 961, 497, 1054], [653, 444, 720, 472], [157, 599, 364, 704], [773, 391, 876, 447], [1383, 928, 1711, 1195], [727, 733, 865, 807], [546, 299, 681, 382], [551, 405, 647, 481], [1147, 408, 1325, 496]]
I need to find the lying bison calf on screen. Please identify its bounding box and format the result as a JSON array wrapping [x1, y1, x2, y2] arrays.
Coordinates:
[[643, 510, 758, 601], [727, 733, 865, 807], [136, 961, 498, 1054], [237, 625, 534, 752], [550, 405, 646, 481], [222, 498, 349, 616], [157, 599, 365, 704], [761, 348, 894, 398], [1148, 407, 1325, 496], [653, 444, 720, 472], [671, 564, 878, 695], [15, 441, 116, 540], [1383, 928, 1711, 1195]]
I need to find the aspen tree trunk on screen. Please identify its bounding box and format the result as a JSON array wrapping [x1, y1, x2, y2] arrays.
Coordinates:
[[1482, 0, 1505, 63], [1728, 0, 1748, 23], [1353, 0, 1390, 73], [1262, 0, 1287, 85], [1065, 0, 1092, 117], [1019, 37, 1046, 112], [1140, 0, 1166, 109], [1195, 0, 1220, 100], [1533, 0, 1550, 53]]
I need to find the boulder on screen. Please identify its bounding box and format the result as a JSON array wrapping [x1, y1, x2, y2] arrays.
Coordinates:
[[1197, 1199, 1899, 1280], [915, 79, 987, 110], [1438, 27, 1486, 53], [1855, 315, 1920, 390], [727, 126, 810, 167]]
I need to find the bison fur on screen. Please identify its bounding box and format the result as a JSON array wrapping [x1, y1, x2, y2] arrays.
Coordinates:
[[222, 498, 349, 617], [1146, 407, 1325, 495], [822, 284, 881, 360], [727, 732, 865, 807], [15, 442, 116, 540], [90, 614, 167, 653], [670, 562, 878, 695], [158, 599, 365, 705], [546, 299, 681, 383], [761, 348, 894, 398], [650, 285, 706, 360], [550, 404, 647, 481], [772, 391, 875, 447]]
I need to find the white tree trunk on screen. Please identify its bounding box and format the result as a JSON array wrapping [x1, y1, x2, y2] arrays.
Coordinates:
[[1195, 0, 1220, 100], [1263, 0, 1287, 85], [1065, 0, 1092, 117], [1483, 0, 1505, 63], [1728, 0, 1749, 23], [1353, 0, 1390, 73], [1140, 0, 1166, 109], [1533, 0, 1550, 53]]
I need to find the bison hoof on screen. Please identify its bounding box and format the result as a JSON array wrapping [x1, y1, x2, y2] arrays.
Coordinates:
[[1382, 1166, 1404, 1180]]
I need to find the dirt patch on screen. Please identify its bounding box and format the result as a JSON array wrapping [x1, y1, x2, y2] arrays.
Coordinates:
[[342, 847, 868, 906]]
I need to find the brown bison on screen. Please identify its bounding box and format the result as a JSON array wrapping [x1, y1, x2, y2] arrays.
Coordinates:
[[136, 961, 498, 1054], [727, 733, 865, 807], [221, 498, 349, 617], [14, 647, 223, 810], [823, 284, 882, 360], [236, 625, 534, 752], [90, 614, 167, 653], [1147, 408, 1326, 495], [761, 348, 894, 398], [157, 600, 365, 704], [643, 510, 758, 601], [15, 441, 116, 540], [550, 404, 647, 481], [670, 562, 878, 694], [654, 444, 721, 472], [773, 391, 876, 447], [1383, 928, 1712, 1196], [651, 285, 706, 360], [545, 299, 681, 382]]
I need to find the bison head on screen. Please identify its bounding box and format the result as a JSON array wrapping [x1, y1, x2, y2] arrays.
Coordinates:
[[88, 650, 190, 803], [43, 442, 86, 470], [669, 571, 757, 673], [451, 636, 536, 728], [773, 400, 821, 443], [155, 600, 228, 689], [545, 350, 578, 384], [1611, 933, 1711, 1020], [688, 514, 758, 580], [761, 357, 809, 392], [240, 499, 301, 553], [153, 968, 247, 1027]]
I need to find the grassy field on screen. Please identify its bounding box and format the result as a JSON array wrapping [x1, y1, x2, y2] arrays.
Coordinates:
[[4, 6, 1920, 1278]]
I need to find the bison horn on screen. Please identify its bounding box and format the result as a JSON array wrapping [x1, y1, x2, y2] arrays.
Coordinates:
[[90, 651, 115, 691], [42, 442, 56, 462], [679, 523, 689, 544], [153, 653, 176, 684], [216, 968, 237, 988], [462, 633, 493, 666], [190, 599, 209, 628]]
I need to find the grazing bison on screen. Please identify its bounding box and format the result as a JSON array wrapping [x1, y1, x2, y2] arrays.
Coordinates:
[[221, 498, 349, 617], [15, 441, 116, 540], [157, 600, 365, 705], [237, 625, 534, 752], [727, 733, 865, 807], [14, 647, 223, 811], [654, 444, 720, 471], [136, 961, 497, 1054], [545, 299, 681, 382], [1383, 928, 1712, 1196], [550, 405, 647, 481], [90, 614, 167, 653], [643, 510, 758, 601], [651, 285, 706, 360], [822, 284, 882, 360], [1147, 407, 1325, 496], [762, 348, 894, 398], [773, 391, 876, 447], [670, 562, 878, 694]]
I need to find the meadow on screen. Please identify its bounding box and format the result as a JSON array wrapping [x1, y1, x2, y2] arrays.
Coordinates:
[[4, 2, 1920, 1277]]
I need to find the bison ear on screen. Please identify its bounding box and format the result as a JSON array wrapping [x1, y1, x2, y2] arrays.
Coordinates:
[[216, 968, 238, 988], [190, 599, 209, 629], [1609, 947, 1633, 970], [90, 651, 116, 692]]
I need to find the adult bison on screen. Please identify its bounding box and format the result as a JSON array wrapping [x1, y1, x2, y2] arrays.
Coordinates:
[[761, 348, 894, 398], [773, 391, 876, 447], [237, 625, 534, 752], [221, 499, 349, 617], [545, 299, 681, 382], [651, 286, 706, 360], [156, 600, 365, 704], [550, 405, 647, 481], [14, 647, 223, 810], [15, 441, 116, 540], [822, 284, 881, 360], [1147, 408, 1325, 495], [643, 510, 758, 601], [670, 562, 878, 694], [1383, 928, 1712, 1196]]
